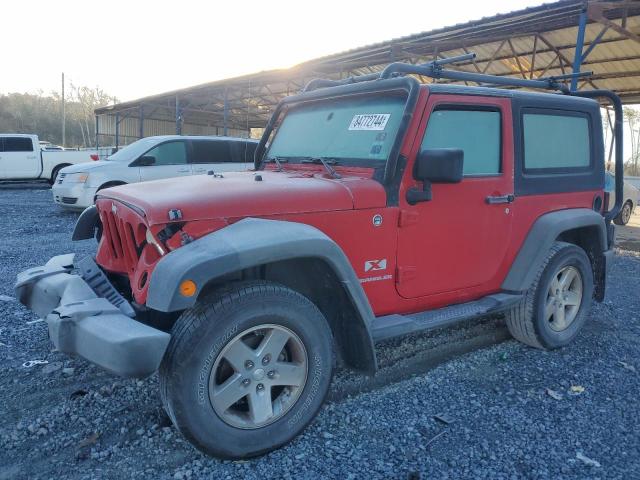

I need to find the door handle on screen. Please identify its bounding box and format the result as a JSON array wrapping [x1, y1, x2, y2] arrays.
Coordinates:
[[486, 194, 515, 204]]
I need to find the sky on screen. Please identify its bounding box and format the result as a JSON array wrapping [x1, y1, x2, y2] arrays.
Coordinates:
[[1, 0, 546, 101], [2, 0, 636, 159]]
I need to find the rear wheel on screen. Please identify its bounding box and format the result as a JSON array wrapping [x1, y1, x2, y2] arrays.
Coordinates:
[[614, 201, 633, 226], [505, 242, 593, 349], [159, 281, 334, 459]]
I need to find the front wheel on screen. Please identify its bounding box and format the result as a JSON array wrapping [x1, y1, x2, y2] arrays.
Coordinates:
[[49, 165, 64, 185], [159, 281, 334, 459]]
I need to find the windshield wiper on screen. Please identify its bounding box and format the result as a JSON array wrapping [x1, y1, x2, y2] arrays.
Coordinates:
[[301, 157, 342, 179], [266, 156, 288, 171]]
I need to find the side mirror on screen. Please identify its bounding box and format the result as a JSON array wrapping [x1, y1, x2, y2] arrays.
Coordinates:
[[407, 148, 464, 204], [137, 155, 156, 166]]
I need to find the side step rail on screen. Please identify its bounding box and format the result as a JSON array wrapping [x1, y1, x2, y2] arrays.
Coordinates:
[[371, 293, 522, 343]]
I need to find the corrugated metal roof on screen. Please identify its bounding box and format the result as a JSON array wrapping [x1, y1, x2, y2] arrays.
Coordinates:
[[96, 0, 640, 140]]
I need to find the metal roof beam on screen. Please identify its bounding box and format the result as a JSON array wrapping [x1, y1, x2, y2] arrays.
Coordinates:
[[317, 32, 637, 76], [588, 3, 640, 45], [507, 38, 528, 79], [581, 25, 610, 62]]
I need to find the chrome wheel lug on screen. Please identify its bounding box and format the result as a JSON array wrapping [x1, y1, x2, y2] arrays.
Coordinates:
[[256, 383, 264, 392], [267, 370, 275, 379], [262, 354, 271, 366], [242, 378, 250, 387], [245, 360, 254, 370]]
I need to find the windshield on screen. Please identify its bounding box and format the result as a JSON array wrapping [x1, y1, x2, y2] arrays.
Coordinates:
[[266, 94, 406, 164], [105, 137, 163, 161]]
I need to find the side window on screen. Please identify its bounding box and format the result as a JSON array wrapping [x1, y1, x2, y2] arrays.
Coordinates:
[[4, 137, 34, 152], [421, 108, 501, 175], [229, 141, 257, 163], [144, 141, 187, 165], [191, 140, 232, 164], [523, 112, 590, 171], [244, 142, 257, 163]]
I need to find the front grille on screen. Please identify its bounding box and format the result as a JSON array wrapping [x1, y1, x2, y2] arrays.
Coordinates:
[[61, 197, 77, 204], [99, 205, 145, 273]]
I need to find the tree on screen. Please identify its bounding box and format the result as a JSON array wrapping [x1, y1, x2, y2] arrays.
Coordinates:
[[624, 107, 640, 176], [0, 86, 116, 148], [70, 84, 117, 147]]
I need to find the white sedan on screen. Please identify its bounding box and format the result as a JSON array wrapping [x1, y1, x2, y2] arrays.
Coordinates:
[[52, 135, 257, 210], [605, 171, 639, 225]]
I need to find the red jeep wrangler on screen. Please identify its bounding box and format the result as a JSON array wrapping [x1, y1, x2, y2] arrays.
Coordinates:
[[16, 54, 624, 459]]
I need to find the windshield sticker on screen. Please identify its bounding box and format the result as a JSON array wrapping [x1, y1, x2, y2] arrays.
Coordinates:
[[349, 114, 391, 131], [370, 144, 382, 155]]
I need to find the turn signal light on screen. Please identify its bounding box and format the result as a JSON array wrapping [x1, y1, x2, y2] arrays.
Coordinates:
[[179, 280, 197, 297]]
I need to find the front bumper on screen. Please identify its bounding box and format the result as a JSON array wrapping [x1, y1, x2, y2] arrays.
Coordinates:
[[52, 183, 97, 210], [15, 254, 170, 378]]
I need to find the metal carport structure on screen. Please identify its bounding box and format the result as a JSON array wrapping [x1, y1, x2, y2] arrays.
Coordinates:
[[95, 0, 640, 149]]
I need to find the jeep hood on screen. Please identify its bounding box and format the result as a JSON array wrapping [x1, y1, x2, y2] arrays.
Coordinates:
[[98, 170, 386, 225]]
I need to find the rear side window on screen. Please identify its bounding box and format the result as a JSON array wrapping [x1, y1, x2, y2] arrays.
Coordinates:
[[421, 108, 501, 175], [191, 140, 232, 164], [3, 137, 34, 152], [145, 141, 187, 165], [229, 141, 258, 163], [243, 142, 257, 163], [523, 113, 590, 171]]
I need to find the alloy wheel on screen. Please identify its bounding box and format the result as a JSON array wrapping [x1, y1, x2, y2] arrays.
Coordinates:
[[209, 324, 308, 429], [544, 265, 583, 332], [621, 203, 632, 224]]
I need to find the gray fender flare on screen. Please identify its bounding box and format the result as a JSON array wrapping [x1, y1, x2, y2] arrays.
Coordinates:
[[72, 205, 99, 241], [147, 218, 377, 369], [502, 208, 607, 292]]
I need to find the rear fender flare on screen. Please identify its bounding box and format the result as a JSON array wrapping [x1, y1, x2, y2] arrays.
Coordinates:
[[502, 208, 607, 292]]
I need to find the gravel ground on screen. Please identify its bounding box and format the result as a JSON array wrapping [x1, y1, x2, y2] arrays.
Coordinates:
[[1, 185, 639, 480]]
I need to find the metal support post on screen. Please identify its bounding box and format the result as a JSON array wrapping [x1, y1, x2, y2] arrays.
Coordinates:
[[223, 89, 229, 136], [571, 10, 588, 91], [139, 105, 144, 139], [115, 113, 120, 150], [175, 96, 182, 135]]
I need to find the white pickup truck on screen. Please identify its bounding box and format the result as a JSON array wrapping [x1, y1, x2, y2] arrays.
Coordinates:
[[0, 134, 98, 183]]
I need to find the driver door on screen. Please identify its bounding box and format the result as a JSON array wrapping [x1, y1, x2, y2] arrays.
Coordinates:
[[396, 95, 515, 301], [137, 140, 192, 182]]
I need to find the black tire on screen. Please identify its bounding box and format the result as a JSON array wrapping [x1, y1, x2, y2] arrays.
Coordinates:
[[159, 281, 334, 459], [505, 241, 593, 349], [613, 201, 633, 226], [49, 165, 65, 185]]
